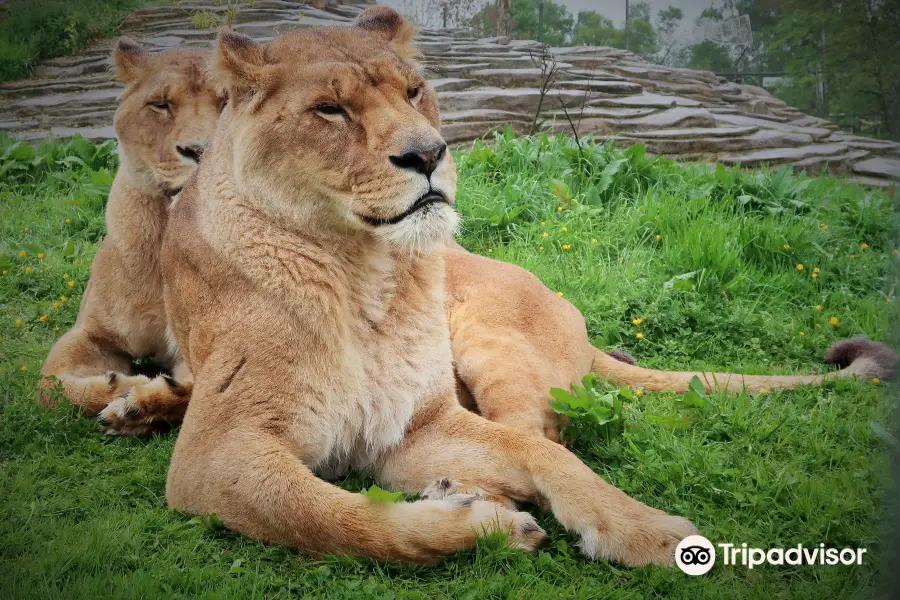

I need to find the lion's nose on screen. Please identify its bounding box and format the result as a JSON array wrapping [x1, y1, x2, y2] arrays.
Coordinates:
[[176, 144, 205, 163], [389, 141, 447, 178]]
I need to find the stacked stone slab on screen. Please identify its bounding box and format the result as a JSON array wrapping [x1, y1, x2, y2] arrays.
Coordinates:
[[1, 0, 898, 187]]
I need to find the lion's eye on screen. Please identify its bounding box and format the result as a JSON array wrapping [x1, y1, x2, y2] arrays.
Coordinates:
[[149, 100, 170, 113], [407, 86, 422, 102], [314, 103, 349, 119]]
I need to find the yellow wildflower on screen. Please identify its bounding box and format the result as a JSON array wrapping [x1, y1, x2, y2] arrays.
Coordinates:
[[487, 248, 493, 253], [783, 243, 791, 250], [20, 365, 27, 372], [655, 234, 661, 240], [39, 315, 47, 322], [1, 270, 6, 276], [811, 272, 818, 279], [24, 267, 31, 274], [591, 239, 597, 244], [635, 332, 644, 340], [539, 247, 544, 252], [796, 264, 804, 271], [540, 221, 546, 226], [556, 206, 564, 212], [635, 389, 644, 398], [556, 291, 564, 297], [632, 318, 644, 326], [815, 305, 823, 311], [52, 302, 60, 309], [23, 227, 29, 232], [860, 242, 869, 249], [799, 331, 805, 336], [60, 296, 68, 303], [829, 316, 839, 326], [15, 319, 22, 327], [65, 218, 71, 224], [37, 253, 44, 260], [63, 273, 69, 279], [68, 280, 75, 288], [894, 249, 899, 256], [819, 222, 827, 230], [759, 388, 770, 395], [562, 244, 572, 250], [542, 232, 549, 238], [18, 250, 25, 257], [873, 377, 881, 385], [561, 226, 568, 232]]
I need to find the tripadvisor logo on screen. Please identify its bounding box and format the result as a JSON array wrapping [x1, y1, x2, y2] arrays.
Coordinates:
[[675, 536, 868, 576]]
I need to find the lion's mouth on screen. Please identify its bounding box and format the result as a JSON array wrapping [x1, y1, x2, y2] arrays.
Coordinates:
[[359, 191, 448, 226]]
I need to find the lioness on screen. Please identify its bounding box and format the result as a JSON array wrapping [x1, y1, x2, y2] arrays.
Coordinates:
[[39, 40, 224, 430], [157, 8, 894, 565]]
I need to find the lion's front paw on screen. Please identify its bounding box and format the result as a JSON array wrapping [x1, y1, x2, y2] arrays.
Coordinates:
[[97, 375, 190, 436], [578, 511, 699, 567], [422, 479, 544, 551]]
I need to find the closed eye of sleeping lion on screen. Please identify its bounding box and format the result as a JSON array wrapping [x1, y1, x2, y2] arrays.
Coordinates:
[[158, 8, 895, 566], [38, 39, 224, 433]]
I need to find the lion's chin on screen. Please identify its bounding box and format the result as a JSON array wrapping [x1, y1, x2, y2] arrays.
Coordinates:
[[375, 202, 460, 252]]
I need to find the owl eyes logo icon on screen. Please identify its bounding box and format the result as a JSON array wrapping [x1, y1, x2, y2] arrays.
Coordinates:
[[675, 535, 716, 575]]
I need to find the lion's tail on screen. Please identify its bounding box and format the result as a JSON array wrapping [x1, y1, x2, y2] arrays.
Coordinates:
[[593, 336, 897, 393]]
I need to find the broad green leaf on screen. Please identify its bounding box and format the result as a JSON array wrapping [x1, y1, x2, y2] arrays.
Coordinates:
[[688, 376, 707, 397], [663, 271, 696, 291], [682, 390, 706, 408], [362, 485, 404, 503]]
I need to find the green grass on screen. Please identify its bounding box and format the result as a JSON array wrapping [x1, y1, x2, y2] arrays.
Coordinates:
[[0, 0, 153, 82], [1, 131, 898, 598]]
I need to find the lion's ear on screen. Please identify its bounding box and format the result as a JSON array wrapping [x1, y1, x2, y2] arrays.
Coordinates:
[[111, 37, 149, 83], [354, 6, 416, 48], [210, 29, 268, 101]]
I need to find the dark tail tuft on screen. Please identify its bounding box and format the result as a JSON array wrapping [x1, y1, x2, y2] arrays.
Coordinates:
[[825, 337, 898, 379], [605, 350, 637, 366]]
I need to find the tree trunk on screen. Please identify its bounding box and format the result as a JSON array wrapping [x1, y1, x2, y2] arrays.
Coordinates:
[[497, 0, 511, 37]]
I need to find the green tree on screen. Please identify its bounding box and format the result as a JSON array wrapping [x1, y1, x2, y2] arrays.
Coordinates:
[[686, 40, 734, 72], [772, 0, 900, 138], [573, 11, 623, 47], [470, 0, 574, 46], [625, 2, 657, 57]]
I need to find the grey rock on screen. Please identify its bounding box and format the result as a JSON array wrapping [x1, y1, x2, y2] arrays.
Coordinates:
[[853, 157, 900, 181]]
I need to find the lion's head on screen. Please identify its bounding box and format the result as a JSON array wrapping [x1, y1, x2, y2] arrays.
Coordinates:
[[111, 39, 224, 198], [208, 6, 458, 249]]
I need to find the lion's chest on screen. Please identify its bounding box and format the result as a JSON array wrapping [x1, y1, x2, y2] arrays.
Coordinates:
[[296, 253, 454, 474]]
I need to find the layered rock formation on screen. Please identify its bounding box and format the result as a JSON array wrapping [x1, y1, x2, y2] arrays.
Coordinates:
[[1, 0, 898, 186]]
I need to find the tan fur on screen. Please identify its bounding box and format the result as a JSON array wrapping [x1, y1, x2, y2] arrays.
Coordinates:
[[39, 39, 221, 427], [159, 11, 699, 567]]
